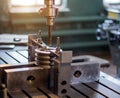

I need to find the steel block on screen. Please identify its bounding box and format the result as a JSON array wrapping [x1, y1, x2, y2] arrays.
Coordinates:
[[4, 67, 50, 91]]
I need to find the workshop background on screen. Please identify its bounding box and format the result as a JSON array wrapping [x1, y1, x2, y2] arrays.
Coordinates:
[[0, 0, 108, 53]]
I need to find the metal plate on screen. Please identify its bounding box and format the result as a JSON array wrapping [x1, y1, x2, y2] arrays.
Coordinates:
[[4, 67, 50, 91], [71, 62, 100, 84]]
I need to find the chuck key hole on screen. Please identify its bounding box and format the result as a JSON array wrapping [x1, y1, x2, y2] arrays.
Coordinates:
[[27, 75, 35, 83]]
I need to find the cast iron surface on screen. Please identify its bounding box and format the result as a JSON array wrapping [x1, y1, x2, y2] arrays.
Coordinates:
[[0, 49, 120, 98]]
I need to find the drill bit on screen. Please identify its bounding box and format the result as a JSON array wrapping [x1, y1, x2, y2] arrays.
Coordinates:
[[48, 26, 52, 46]]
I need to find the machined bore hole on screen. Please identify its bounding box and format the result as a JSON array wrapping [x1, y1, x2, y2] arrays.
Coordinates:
[[61, 89, 67, 94], [27, 75, 35, 83], [74, 70, 81, 78], [72, 58, 88, 63], [61, 81, 67, 85]]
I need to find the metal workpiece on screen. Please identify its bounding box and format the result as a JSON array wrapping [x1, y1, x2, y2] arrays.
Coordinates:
[[28, 33, 62, 66], [28, 34, 47, 62], [71, 62, 100, 84], [60, 51, 73, 63], [54, 51, 72, 98], [4, 67, 50, 91], [34, 45, 61, 66], [71, 55, 110, 84], [27, 32, 110, 97], [35, 48, 51, 66], [0, 62, 35, 85]]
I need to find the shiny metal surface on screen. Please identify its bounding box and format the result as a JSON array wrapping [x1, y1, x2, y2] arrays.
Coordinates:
[[5, 67, 50, 91], [71, 62, 100, 84], [100, 71, 120, 86], [54, 51, 72, 98]]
